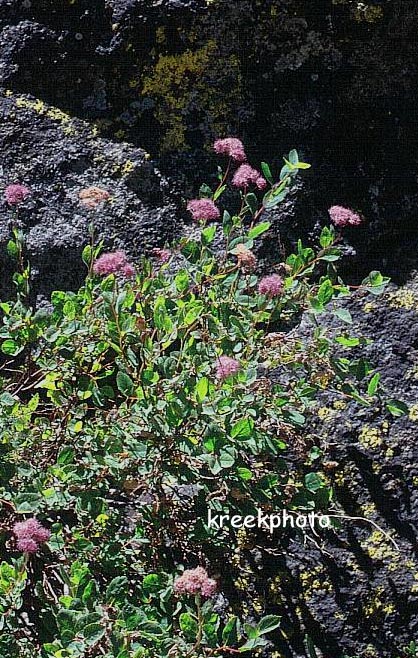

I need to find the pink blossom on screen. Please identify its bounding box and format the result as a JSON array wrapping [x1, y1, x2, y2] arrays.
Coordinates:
[[255, 176, 267, 190], [5, 184, 31, 205], [215, 355, 240, 380], [232, 164, 266, 190], [234, 244, 257, 271], [93, 250, 134, 277], [174, 567, 217, 598], [187, 198, 220, 222], [13, 517, 50, 553], [328, 205, 362, 228], [258, 274, 284, 298], [152, 248, 171, 263], [121, 263, 135, 278], [17, 538, 39, 553], [213, 138, 247, 162]]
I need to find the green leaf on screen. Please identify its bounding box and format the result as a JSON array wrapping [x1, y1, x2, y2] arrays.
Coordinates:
[[218, 446, 237, 469], [0, 392, 16, 407], [319, 226, 335, 248], [82, 244, 92, 266], [317, 279, 334, 305], [175, 270, 190, 293], [1, 339, 22, 356], [305, 472, 324, 493], [83, 623, 105, 643], [106, 576, 129, 603], [367, 373, 381, 396], [57, 447, 75, 465], [199, 183, 212, 198], [196, 377, 209, 403], [223, 210, 233, 236], [202, 224, 217, 245], [245, 193, 259, 215], [179, 612, 199, 640], [386, 399, 408, 417], [6, 240, 19, 259], [237, 467, 252, 481], [248, 222, 271, 240], [231, 417, 254, 440], [333, 308, 353, 324], [288, 149, 299, 165], [261, 162, 274, 185], [362, 271, 390, 296], [117, 371, 135, 397], [222, 616, 238, 645], [257, 615, 281, 635], [214, 184, 227, 201]]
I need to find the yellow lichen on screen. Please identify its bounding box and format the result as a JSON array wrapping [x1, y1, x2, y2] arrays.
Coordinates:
[[299, 566, 333, 598], [141, 40, 242, 151], [361, 530, 398, 566], [409, 404, 418, 422], [363, 301, 376, 313], [388, 288, 418, 311], [317, 406, 335, 422], [121, 160, 135, 175], [353, 4, 384, 22], [360, 502, 377, 518], [358, 425, 383, 449]]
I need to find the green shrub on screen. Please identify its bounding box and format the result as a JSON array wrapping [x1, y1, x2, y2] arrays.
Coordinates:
[[0, 145, 400, 656]]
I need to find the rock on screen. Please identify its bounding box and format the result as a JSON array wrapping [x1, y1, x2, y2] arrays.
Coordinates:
[[0, 90, 178, 301], [1, 1, 417, 278]]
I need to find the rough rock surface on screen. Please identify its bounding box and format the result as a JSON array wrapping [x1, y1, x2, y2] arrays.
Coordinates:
[[1, 0, 418, 279], [0, 91, 178, 300]]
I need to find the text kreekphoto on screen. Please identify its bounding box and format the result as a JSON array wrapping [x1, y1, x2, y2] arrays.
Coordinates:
[[207, 508, 331, 534]]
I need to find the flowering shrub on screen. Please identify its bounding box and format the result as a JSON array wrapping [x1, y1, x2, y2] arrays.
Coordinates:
[[0, 143, 403, 657]]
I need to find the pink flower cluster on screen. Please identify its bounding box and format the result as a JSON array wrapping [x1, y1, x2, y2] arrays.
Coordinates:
[[258, 274, 284, 298], [152, 248, 171, 263], [93, 250, 135, 278], [216, 355, 240, 381], [213, 137, 247, 162], [232, 164, 267, 190], [234, 244, 257, 271], [13, 518, 50, 554], [4, 184, 31, 205], [187, 198, 220, 222], [328, 205, 362, 228], [174, 567, 217, 598]]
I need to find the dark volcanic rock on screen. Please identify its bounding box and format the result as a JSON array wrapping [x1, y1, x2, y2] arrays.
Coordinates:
[[0, 91, 178, 300], [1, 0, 418, 280]]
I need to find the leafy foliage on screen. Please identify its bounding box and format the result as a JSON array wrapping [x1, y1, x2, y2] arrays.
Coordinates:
[[0, 149, 402, 657]]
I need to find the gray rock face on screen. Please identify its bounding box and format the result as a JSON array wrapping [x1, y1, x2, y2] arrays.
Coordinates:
[[1, 0, 417, 279], [0, 92, 177, 300]]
